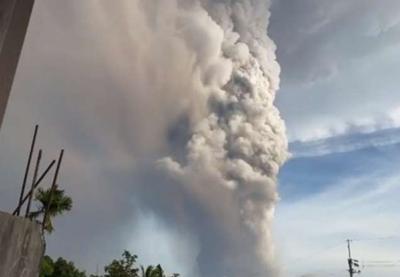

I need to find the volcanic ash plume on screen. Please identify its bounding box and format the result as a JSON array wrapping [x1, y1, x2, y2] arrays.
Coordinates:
[[91, 0, 287, 275], [156, 0, 289, 276]]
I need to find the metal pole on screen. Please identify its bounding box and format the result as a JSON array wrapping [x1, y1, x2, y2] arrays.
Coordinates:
[[25, 149, 42, 217], [12, 159, 56, 215], [16, 124, 38, 215], [347, 239, 353, 277], [42, 149, 64, 232], [347, 239, 352, 259]]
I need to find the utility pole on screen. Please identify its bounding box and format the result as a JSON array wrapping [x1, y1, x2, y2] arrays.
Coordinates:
[[0, 0, 35, 129], [347, 240, 354, 277], [347, 239, 361, 277]]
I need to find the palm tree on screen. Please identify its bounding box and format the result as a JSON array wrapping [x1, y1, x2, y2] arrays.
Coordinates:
[[140, 265, 166, 277], [140, 265, 179, 277], [141, 265, 153, 277], [29, 185, 72, 233]]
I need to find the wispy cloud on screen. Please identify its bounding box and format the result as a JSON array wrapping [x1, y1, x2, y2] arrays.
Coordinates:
[[290, 127, 400, 158], [271, 0, 400, 143], [276, 151, 400, 277]]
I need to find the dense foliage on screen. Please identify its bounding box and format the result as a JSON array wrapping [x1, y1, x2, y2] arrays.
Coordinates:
[[40, 251, 179, 277], [103, 250, 139, 277], [40, 256, 86, 277]]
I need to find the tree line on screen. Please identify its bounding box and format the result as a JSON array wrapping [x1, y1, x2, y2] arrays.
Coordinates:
[[40, 250, 179, 277], [29, 186, 179, 277]]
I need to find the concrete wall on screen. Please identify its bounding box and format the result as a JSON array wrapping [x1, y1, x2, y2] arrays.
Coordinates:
[[0, 0, 35, 129], [0, 211, 44, 277]]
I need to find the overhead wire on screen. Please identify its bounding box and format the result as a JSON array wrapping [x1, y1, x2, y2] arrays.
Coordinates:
[[351, 236, 400, 272], [287, 237, 400, 275]]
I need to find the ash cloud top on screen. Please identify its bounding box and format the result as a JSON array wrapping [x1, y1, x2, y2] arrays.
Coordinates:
[[0, 0, 287, 276]]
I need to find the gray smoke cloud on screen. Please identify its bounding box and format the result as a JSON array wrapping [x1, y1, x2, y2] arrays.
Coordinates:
[[4, 0, 287, 276], [153, 1, 288, 276], [90, 0, 288, 276]]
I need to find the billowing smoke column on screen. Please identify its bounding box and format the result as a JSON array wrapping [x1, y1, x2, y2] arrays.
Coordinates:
[[92, 0, 288, 276], [157, 1, 288, 276]]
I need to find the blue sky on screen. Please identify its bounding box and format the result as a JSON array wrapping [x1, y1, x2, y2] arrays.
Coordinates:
[[1, 0, 400, 276], [269, 1, 400, 276], [276, 129, 400, 276]]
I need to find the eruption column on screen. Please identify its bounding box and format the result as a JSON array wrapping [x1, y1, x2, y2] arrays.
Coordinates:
[[158, 1, 288, 276]]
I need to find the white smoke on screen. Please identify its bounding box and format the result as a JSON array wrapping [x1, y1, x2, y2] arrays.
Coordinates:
[[66, 0, 288, 275]]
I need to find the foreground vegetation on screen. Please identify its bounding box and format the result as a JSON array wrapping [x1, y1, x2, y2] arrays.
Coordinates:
[[33, 187, 178, 276], [40, 250, 179, 277]]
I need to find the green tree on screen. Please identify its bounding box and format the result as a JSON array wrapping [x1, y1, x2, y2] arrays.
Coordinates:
[[40, 256, 54, 277], [40, 256, 86, 277], [40, 251, 179, 277], [29, 185, 72, 233], [52, 258, 87, 277], [104, 250, 140, 277]]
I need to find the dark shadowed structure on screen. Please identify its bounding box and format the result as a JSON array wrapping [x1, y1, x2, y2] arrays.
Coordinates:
[[0, 0, 34, 128]]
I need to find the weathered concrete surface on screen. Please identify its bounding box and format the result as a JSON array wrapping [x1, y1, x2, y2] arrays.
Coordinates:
[[0, 0, 35, 129], [0, 211, 44, 277]]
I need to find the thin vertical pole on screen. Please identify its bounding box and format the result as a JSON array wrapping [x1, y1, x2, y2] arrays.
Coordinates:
[[347, 239, 353, 277], [16, 124, 38, 215], [347, 239, 352, 259], [25, 149, 42, 217], [42, 149, 64, 232]]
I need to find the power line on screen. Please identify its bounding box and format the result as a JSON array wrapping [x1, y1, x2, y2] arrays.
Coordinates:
[[363, 260, 400, 264], [362, 260, 400, 268], [363, 264, 400, 268], [348, 237, 400, 273], [288, 237, 400, 276]]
